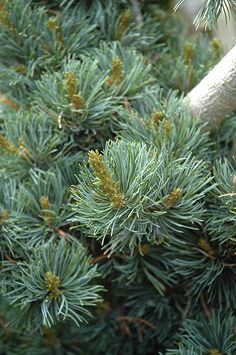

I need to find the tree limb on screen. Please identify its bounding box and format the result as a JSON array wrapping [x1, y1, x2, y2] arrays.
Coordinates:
[[185, 44, 236, 130]]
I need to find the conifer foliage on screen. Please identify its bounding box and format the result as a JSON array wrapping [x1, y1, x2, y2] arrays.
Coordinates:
[[0, 0, 236, 354]]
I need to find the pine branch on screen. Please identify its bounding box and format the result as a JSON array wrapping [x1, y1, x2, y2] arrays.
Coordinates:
[[1, 239, 103, 328], [175, 0, 236, 29]]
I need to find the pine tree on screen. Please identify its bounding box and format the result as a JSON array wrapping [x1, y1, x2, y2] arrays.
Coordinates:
[[0, 0, 236, 354]]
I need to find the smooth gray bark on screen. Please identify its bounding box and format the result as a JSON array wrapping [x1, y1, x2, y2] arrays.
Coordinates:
[[185, 44, 236, 129]]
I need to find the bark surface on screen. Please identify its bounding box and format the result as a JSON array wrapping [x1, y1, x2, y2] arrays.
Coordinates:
[[186, 44, 236, 129]]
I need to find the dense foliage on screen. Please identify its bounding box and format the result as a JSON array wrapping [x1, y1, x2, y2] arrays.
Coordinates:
[[0, 0, 236, 354]]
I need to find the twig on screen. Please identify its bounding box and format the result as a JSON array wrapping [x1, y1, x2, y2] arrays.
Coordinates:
[[124, 97, 132, 112], [91, 254, 108, 265], [54, 227, 70, 240], [119, 320, 132, 337], [194, 247, 216, 260], [200, 293, 212, 321], [4, 254, 18, 264], [91, 252, 124, 264]]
